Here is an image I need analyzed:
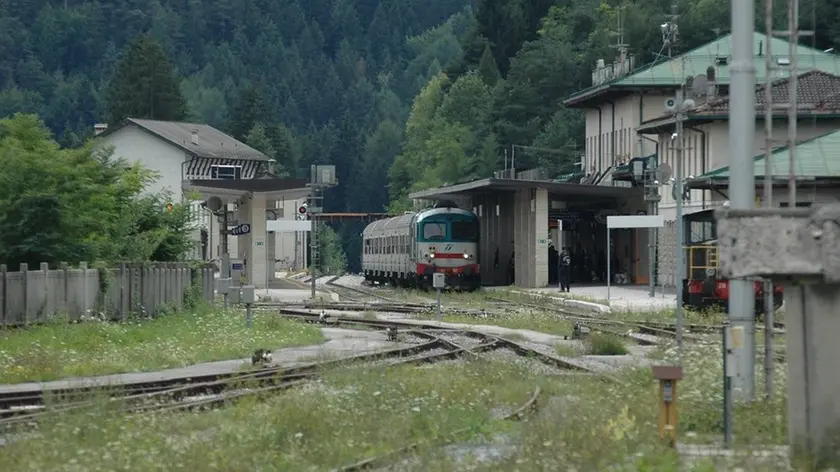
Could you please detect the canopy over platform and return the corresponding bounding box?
[183,177,310,202]
[408,177,641,202]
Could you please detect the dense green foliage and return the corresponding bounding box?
[0,114,193,267]
[2,0,838,269]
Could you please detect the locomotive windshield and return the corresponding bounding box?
[422,222,447,241]
[451,220,478,242]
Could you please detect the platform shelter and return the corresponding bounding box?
[184,176,309,288]
[409,177,647,288]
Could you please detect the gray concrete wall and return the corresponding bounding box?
[514,188,549,288]
[0,262,216,327]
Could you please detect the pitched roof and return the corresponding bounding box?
[699,70,840,113]
[565,32,840,106]
[100,118,268,161]
[697,128,840,180]
[638,70,840,132]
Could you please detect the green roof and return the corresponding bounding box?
[566,32,840,104]
[701,129,840,179]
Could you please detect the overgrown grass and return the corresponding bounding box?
[0,339,799,470]
[585,333,629,355]
[476,341,790,471]
[0,307,324,383]
[0,361,541,471]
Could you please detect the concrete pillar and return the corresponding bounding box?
[513,189,549,288]
[239,193,268,288]
[784,284,840,463]
[267,231,276,280]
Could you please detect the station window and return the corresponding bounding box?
[422,222,447,241]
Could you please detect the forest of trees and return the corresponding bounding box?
[1,0,838,269]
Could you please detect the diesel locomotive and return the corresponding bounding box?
[361,201,480,290]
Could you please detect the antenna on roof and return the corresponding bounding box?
[608,4,634,79]
[660,3,680,57]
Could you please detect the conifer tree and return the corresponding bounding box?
[106,35,187,124]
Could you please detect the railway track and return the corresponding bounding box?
[0,309,608,430]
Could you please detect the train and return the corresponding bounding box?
[681,209,784,315]
[361,201,481,291]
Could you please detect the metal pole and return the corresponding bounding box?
[557,219,562,289]
[436,288,442,321]
[723,324,733,448]
[763,0,775,400]
[246,303,253,328]
[310,177,317,300]
[728,0,757,401]
[606,227,611,300]
[649,208,656,297]
[674,83,685,353]
[787,0,799,206]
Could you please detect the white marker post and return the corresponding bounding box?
[606,215,665,301]
[433,273,445,321]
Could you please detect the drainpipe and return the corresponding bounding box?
[637,94,645,158]
[605,100,617,169]
[595,106,603,174]
[686,126,707,209]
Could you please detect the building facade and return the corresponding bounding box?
[564,32,840,287]
[94,118,305,270]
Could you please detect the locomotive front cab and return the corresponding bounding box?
[681,209,783,314]
[682,209,720,311]
[415,207,480,290]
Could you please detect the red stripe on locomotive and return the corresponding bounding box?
[416,263,479,274]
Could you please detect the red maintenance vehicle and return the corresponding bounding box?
[681,209,783,315]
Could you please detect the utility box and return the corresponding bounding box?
[433,273,446,289]
[216,277,232,294]
[227,286,241,304]
[230,259,245,284]
[241,285,256,304]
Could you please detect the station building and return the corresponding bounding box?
[563,32,840,288]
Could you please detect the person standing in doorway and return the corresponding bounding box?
[559,247,571,292]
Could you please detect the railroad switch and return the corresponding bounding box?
[652,365,683,447]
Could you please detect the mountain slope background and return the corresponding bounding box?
[2,0,839,270]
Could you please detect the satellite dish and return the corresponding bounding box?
[664,97,677,112]
[205,196,223,212]
[657,163,673,183]
[691,74,708,97]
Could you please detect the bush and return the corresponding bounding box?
[585,333,629,355]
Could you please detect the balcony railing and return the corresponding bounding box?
[181,157,266,181]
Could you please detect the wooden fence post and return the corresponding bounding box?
[119,262,127,321]
[59,262,68,316]
[19,263,28,325]
[0,264,6,327]
[40,262,49,322]
[79,262,88,317]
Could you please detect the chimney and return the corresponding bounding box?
[191,129,199,145]
[706,66,717,98]
[94,123,107,136]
